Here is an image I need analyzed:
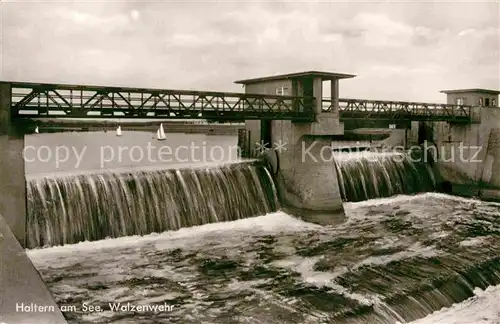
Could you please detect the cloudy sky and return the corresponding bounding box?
[1,1,499,102]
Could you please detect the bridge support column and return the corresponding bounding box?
[406,121,420,147]
[331,79,339,114]
[243,120,261,157]
[0,83,27,246]
[270,120,345,224]
[237,72,353,224]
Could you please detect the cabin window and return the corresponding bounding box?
[485,98,490,107]
[456,98,464,106]
[493,99,497,107]
[479,98,483,106]
[275,87,288,96]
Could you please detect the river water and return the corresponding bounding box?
[25,131,500,324]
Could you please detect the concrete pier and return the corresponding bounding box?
[0,83,27,246]
[274,135,345,225]
[236,71,355,222]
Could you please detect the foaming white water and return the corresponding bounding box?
[272,255,381,306]
[153,211,323,251]
[25,192,500,323]
[26,211,320,259]
[459,236,489,247]
[356,243,439,268]
[333,151,404,162]
[345,192,484,210]
[270,242,440,307]
[26,192,491,258]
[408,285,500,324]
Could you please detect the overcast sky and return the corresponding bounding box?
[1,1,499,102]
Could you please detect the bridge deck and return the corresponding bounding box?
[4,81,314,121]
[323,98,472,123]
[2,82,473,123]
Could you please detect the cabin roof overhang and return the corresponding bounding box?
[440,89,500,95]
[234,71,356,85]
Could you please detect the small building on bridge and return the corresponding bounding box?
[235,70,356,115]
[440,88,500,107]
[235,71,356,149]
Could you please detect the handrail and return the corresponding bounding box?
[5,81,316,121]
[322,98,472,122]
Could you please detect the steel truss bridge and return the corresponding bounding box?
[323,99,472,123]
[4,81,473,123]
[7,82,313,122]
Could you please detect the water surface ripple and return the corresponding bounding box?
[27,193,500,324]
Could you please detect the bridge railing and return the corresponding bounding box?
[322,98,472,122]
[7,82,315,121]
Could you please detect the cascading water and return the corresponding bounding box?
[26,161,279,248]
[28,193,500,324]
[334,150,437,202]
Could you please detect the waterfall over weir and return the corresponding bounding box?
[26,162,278,248]
[334,150,437,202]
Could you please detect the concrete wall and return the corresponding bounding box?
[481,128,500,184]
[0,213,67,324]
[380,129,407,148]
[245,80,293,96]
[0,83,27,246]
[433,106,500,186]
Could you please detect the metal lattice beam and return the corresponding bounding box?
[6,82,315,121]
[4,81,475,123]
[322,98,472,122]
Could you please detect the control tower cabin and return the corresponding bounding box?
[235,71,356,115]
[440,89,500,107]
[235,71,356,151]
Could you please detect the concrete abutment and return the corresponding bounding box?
[392,104,499,199]
[430,107,500,187]
[0,83,27,246]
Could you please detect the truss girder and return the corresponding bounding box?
[6,82,473,123]
[322,98,472,122]
[8,83,314,121]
